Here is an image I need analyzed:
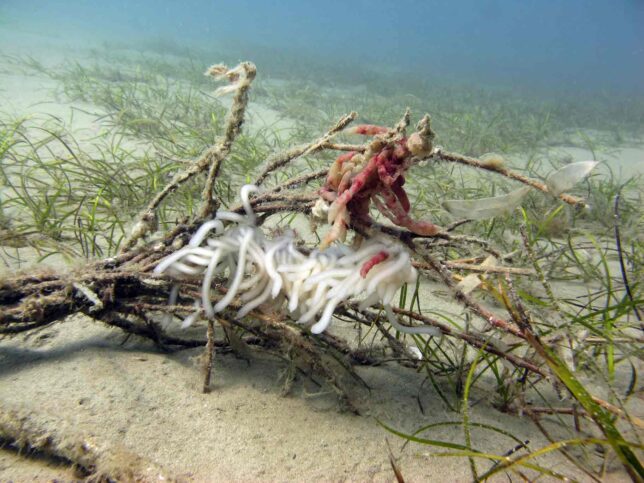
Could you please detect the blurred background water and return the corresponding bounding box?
[4,0,644,94]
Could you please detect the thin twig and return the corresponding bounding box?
[416,251,525,339]
[203,319,216,393]
[417,261,535,276]
[433,149,585,206]
[254,112,357,186]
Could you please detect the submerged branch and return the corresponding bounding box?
[0,404,178,481]
[2,58,637,480]
[433,149,586,206]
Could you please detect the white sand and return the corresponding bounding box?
[0,24,637,481]
[0,313,591,482]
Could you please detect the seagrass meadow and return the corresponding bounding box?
[0,4,643,482]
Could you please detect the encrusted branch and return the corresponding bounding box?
[0,404,178,481]
[120,62,257,252]
[1,59,615,432]
[433,149,585,206]
[0,56,592,383]
[254,111,357,186]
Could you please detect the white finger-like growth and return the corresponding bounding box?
[156,184,420,335]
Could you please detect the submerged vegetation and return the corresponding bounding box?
[0,44,642,481]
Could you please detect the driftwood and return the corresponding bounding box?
[3,60,640,480]
[0,60,614,406]
[0,61,551,385]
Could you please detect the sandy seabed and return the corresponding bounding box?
[1,22,641,482]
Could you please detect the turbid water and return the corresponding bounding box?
[1,3,642,481]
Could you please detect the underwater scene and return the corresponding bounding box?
[0,0,642,481]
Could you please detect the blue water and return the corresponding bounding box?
[5,0,644,93]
